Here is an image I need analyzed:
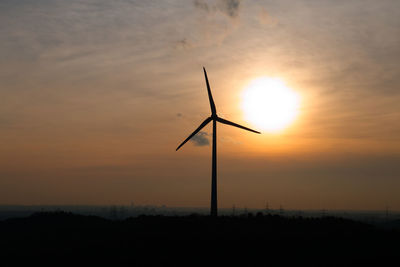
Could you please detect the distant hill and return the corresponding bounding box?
[1,212,399,266]
[377,219,400,230]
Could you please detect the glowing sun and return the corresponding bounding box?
[242,77,300,133]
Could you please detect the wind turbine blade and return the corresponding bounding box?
[217,117,261,134]
[176,117,212,151]
[203,67,216,115]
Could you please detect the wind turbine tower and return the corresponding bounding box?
[176,67,261,217]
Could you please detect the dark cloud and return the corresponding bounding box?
[193,0,241,18]
[219,0,240,18]
[190,131,210,146]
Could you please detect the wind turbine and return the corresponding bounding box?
[176,67,261,217]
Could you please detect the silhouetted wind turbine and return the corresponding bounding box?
[176,67,261,217]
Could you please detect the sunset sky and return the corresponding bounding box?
[1,0,399,210]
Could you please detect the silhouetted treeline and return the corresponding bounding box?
[1,211,399,266]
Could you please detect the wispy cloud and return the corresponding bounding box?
[184,0,242,47]
[174,38,193,50]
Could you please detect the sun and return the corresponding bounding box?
[242,77,300,133]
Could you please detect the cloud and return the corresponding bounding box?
[220,136,242,145]
[194,0,209,12]
[190,131,210,146]
[187,0,242,47]
[218,0,240,18]
[193,0,241,18]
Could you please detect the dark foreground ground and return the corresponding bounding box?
[1,212,399,266]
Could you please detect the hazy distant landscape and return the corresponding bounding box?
[1,205,399,227]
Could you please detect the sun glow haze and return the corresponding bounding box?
[242,77,300,133]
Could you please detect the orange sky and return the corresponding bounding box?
[1,0,399,210]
